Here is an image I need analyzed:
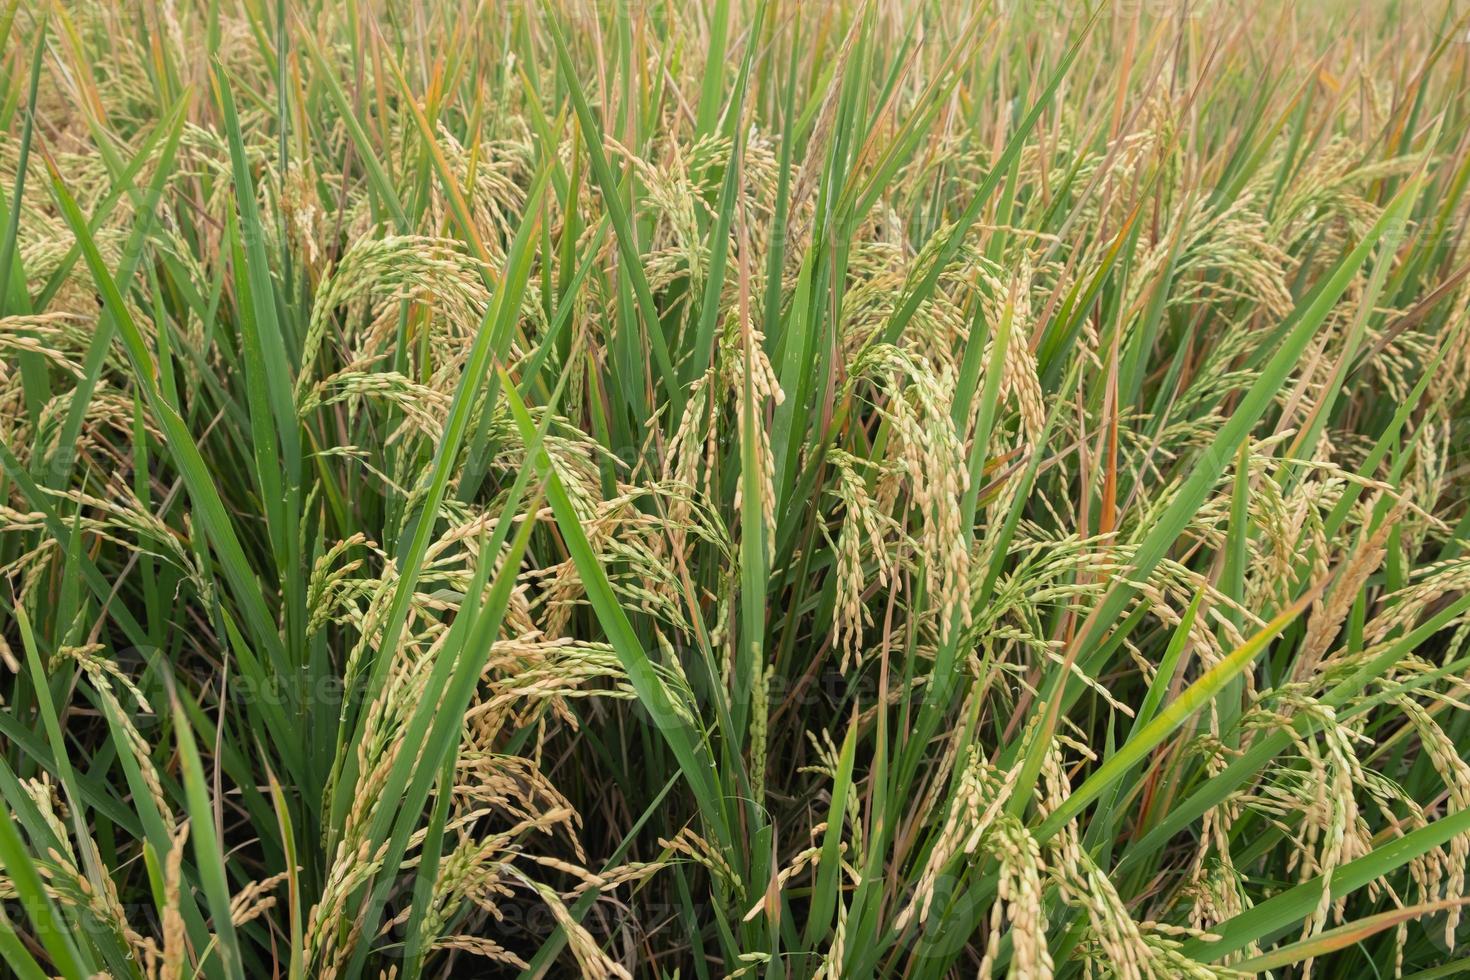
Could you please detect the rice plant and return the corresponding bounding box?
[3,0,1470,976]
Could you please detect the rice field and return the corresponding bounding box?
[3,0,1470,976]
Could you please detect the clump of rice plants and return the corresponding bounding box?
[3,0,1470,976]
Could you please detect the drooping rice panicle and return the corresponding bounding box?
[2,1,1470,977]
